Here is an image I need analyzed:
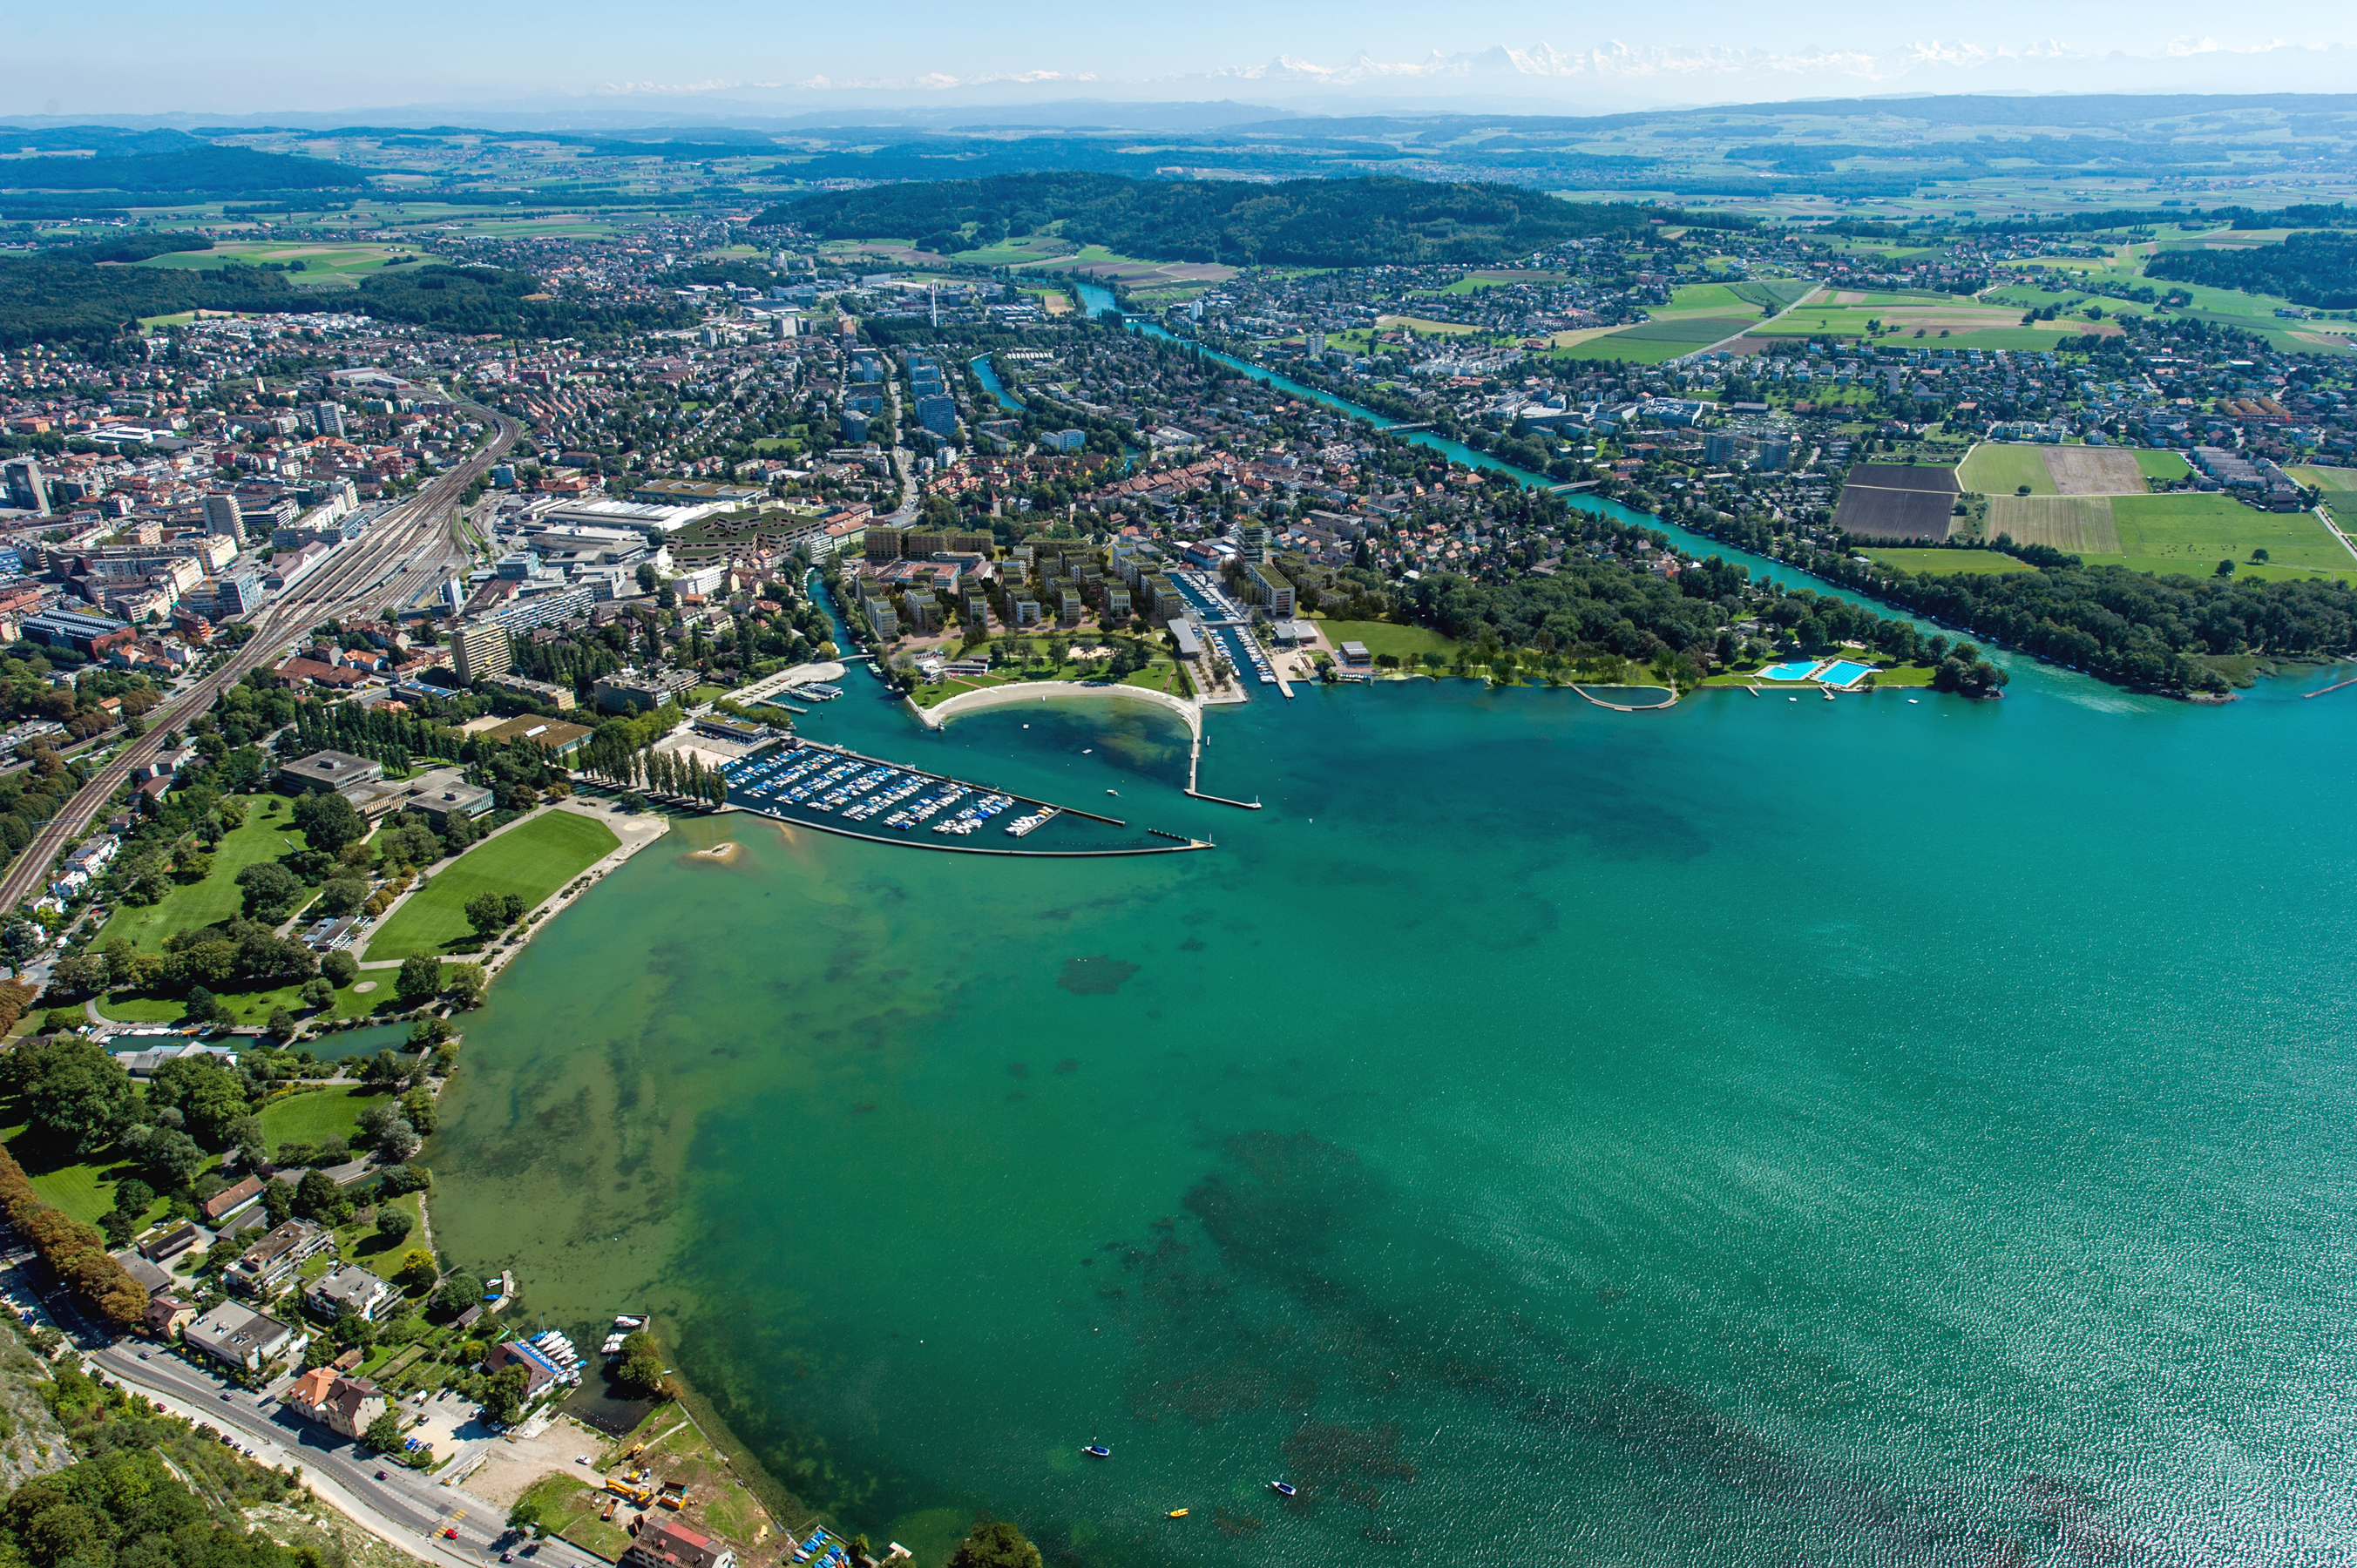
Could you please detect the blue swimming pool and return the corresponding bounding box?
[1757,660,1821,681]
[1816,659,1876,686]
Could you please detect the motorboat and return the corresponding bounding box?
[1082,1446,1111,1459]
[1165,1510,1188,1519]
[1269,1482,1296,1497]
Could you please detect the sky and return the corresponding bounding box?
[14,0,2357,119]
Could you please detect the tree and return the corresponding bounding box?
[10,1037,134,1154]
[236,862,304,922]
[301,977,335,1010]
[321,949,361,987]
[139,1128,205,1190]
[447,963,486,1009]
[396,954,443,1004]
[261,1179,294,1227]
[484,1362,531,1424]
[292,791,367,855]
[948,1520,1042,1568]
[376,1207,415,1242]
[464,892,512,937]
[318,875,370,916]
[398,1248,438,1288]
[293,1167,342,1220]
[149,1056,251,1148]
[613,1331,669,1397]
[111,1178,154,1217]
[434,1272,483,1315]
[362,1409,406,1454]
[267,1007,295,1040]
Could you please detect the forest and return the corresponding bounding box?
[0,250,299,348]
[353,266,696,336]
[0,145,364,193]
[2144,231,2357,308]
[769,173,1681,267]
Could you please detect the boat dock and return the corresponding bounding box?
[722,739,1212,856]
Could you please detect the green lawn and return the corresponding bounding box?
[0,1120,193,1227]
[364,811,618,961]
[1314,619,1465,660]
[1865,548,2037,575]
[257,1088,394,1149]
[97,805,315,952]
[97,974,389,1028]
[1959,444,2057,496]
[2134,449,2194,482]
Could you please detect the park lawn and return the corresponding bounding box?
[2091,494,2357,579]
[1865,548,2037,575]
[2134,449,2193,482]
[1119,659,1192,699]
[97,974,389,1028]
[258,1088,395,1149]
[687,685,730,705]
[0,1120,193,1227]
[1959,443,2057,496]
[364,811,618,961]
[1314,619,1464,661]
[96,805,316,953]
[351,1191,424,1280]
[1376,314,1481,335]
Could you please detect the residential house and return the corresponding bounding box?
[306,1264,394,1322]
[144,1294,197,1341]
[226,1219,332,1298]
[200,1175,265,1224]
[621,1519,736,1568]
[282,1367,387,1439]
[184,1301,299,1373]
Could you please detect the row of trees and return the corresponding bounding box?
[0,1137,146,1328]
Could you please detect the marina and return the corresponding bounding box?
[719,739,1209,857]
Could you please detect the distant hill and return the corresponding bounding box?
[0,147,365,193]
[764,172,1694,267]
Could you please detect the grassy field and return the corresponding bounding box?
[1558,316,1751,363]
[1864,548,2037,575]
[257,1089,396,1150]
[2288,464,2357,492]
[97,804,315,952]
[363,810,617,961]
[1314,619,1464,660]
[2136,449,2194,482]
[1959,444,2057,496]
[1986,496,2123,553]
[2099,494,2357,579]
[135,241,415,286]
[97,975,389,1028]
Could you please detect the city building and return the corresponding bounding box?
[276,750,384,796]
[451,624,514,683]
[305,1264,395,1322]
[283,1367,385,1438]
[593,669,695,714]
[622,1519,737,1568]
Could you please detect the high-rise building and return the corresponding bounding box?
[202,495,244,540]
[1306,331,1325,357]
[450,624,514,684]
[1,458,46,516]
[312,402,344,436]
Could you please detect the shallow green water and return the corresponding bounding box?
[431,663,2357,1566]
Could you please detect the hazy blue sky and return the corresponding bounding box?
[15,0,2357,117]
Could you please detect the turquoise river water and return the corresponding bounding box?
[431,637,2357,1566]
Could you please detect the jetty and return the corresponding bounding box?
[2303,674,2357,700]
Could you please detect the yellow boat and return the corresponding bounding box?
[1166,1509,1188,1519]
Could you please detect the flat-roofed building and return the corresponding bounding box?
[185,1301,300,1373]
[276,750,383,796]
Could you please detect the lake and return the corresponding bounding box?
[430,653,2357,1566]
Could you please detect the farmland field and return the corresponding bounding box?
[1559,316,1750,362]
[1728,279,1818,314]
[2288,465,2357,492]
[1958,444,2057,497]
[1985,496,2123,554]
[2100,494,2357,579]
[2042,448,2149,495]
[1863,549,2036,576]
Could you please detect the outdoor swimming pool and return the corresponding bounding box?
[1816,659,1877,686]
[1758,660,1822,681]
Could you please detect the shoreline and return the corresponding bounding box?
[910,679,1204,740]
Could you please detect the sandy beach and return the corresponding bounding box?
[911,679,1203,740]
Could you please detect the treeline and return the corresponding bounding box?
[354,265,696,336]
[0,251,300,348]
[0,1136,147,1329]
[1825,555,2357,693]
[771,173,1678,267]
[0,146,364,193]
[2144,232,2357,309]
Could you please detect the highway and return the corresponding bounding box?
[0,401,521,915]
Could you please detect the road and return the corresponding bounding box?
[88,1340,614,1568]
[0,401,520,915]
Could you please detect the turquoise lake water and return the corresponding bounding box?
[429,647,2357,1566]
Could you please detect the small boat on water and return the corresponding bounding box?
[1269,1482,1296,1497]
[1165,1510,1188,1519]
[1106,789,1118,796]
[1083,1446,1111,1459]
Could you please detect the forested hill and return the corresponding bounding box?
[2145,231,2357,308]
[766,173,1697,266]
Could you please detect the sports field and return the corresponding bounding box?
[364,809,617,961]
[1863,549,2036,576]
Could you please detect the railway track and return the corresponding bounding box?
[0,402,522,917]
